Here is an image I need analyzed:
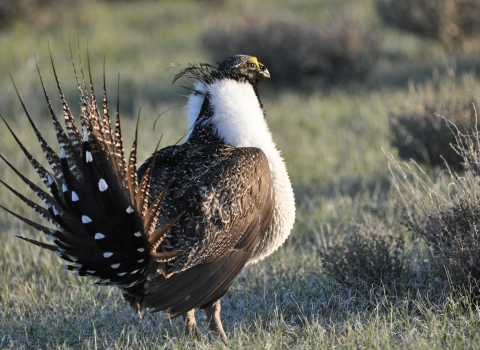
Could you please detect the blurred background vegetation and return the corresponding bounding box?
[1,0,480,166]
[2,0,480,348]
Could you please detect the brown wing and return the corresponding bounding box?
[126,145,274,316]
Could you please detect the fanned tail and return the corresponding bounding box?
[0,53,181,289]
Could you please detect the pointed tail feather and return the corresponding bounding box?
[1,56,181,289]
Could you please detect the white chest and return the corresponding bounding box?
[186,79,296,262]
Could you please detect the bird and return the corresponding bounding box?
[1,53,296,341]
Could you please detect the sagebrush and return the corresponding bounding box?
[389,72,478,170]
[320,220,405,290]
[375,0,480,49]
[0,0,90,28]
[390,120,480,297]
[202,15,379,87]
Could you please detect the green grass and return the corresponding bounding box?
[2,0,480,348]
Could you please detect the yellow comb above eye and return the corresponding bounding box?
[248,57,259,68]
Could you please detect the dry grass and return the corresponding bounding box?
[2,0,480,348]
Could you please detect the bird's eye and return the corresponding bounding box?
[248,62,256,69]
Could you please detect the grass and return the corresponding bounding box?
[1,0,480,348]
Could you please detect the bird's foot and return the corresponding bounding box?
[182,309,200,338]
[204,300,228,343]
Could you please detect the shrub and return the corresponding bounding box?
[375,0,480,49]
[1,0,40,27]
[389,73,478,170]
[316,17,381,84]
[197,0,226,7]
[320,221,405,289]
[0,0,91,28]
[202,15,379,87]
[389,124,480,298]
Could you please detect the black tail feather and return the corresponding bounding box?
[0,179,56,227]
[1,54,181,289]
[50,45,83,155]
[114,81,128,187]
[1,115,60,193]
[127,116,140,204]
[36,58,84,183]
[16,235,58,252]
[137,137,162,219]
[1,204,59,238]
[0,154,63,218]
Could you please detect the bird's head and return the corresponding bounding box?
[173,54,270,89]
[217,55,270,88]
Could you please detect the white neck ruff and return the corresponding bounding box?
[186,79,295,263]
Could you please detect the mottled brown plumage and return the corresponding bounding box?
[129,145,274,315]
[1,53,295,342]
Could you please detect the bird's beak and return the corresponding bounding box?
[261,68,271,79]
[258,61,270,79]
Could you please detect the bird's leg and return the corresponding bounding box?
[204,299,227,342]
[182,309,199,338]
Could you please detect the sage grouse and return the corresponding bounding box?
[1,54,295,341]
